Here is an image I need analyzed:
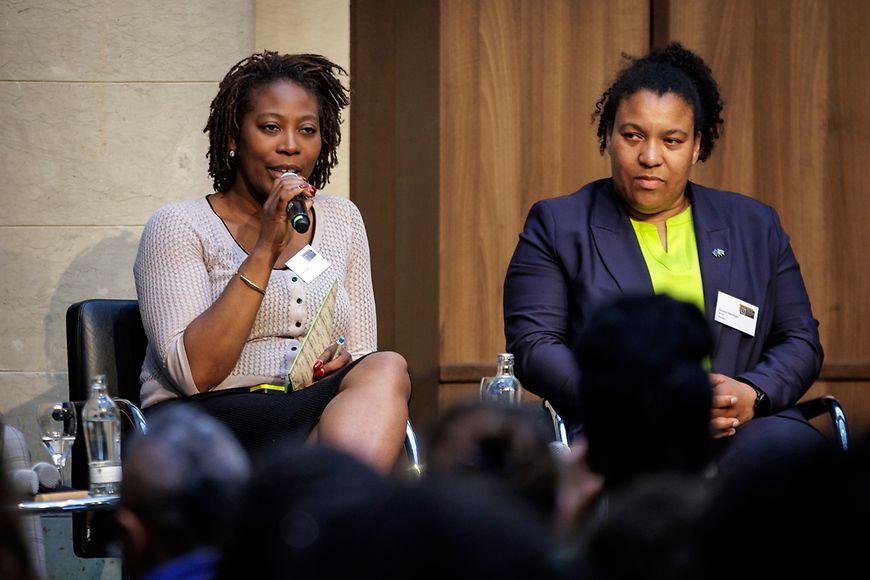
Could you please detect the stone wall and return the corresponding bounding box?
[0,1,348,576]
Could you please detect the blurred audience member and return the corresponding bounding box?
[552,440,604,535]
[575,294,715,493]
[216,444,389,580]
[218,443,568,579]
[381,478,570,580]
[425,400,559,523]
[117,406,250,580]
[695,436,867,579]
[0,435,39,580]
[573,474,709,580]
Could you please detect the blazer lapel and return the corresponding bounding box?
[690,183,732,345]
[590,181,654,295]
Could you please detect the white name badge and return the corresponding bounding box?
[286,245,330,283]
[714,291,759,337]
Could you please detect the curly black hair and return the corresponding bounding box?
[204,51,349,192]
[592,42,724,162]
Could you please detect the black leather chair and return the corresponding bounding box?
[66,298,422,558]
[67,299,149,558]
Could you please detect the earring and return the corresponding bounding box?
[229,150,236,159]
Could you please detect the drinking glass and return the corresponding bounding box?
[36,401,77,488]
[479,377,493,400]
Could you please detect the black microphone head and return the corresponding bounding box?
[291,213,311,233]
[287,198,311,233]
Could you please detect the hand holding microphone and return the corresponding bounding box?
[281,171,314,233]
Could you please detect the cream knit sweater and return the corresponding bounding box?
[133,194,377,408]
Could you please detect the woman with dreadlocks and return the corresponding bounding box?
[134,52,410,473]
[504,43,826,475]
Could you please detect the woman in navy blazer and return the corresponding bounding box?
[504,43,825,472]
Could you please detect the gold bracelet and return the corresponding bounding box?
[236,271,266,296]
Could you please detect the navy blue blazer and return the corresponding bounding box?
[504,178,823,427]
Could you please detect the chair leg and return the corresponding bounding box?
[114,399,148,434]
[404,419,422,477]
[544,400,570,447]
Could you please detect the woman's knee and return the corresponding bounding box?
[354,351,412,399]
[717,414,828,476]
[367,350,407,369]
[376,351,412,399]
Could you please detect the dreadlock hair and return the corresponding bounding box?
[592,42,724,162]
[204,51,349,192]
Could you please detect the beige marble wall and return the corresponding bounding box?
[0,0,351,442]
[2,0,349,576]
[256,0,351,196]
[0,0,255,461]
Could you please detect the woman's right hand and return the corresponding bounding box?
[709,372,755,439]
[312,341,352,381]
[257,172,316,258]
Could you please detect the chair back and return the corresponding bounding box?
[66,299,147,405]
[66,298,148,558]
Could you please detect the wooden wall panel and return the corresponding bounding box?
[821,0,870,362]
[352,0,442,425]
[355,0,869,426]
[805,381,870,438]
[439,0,649,368]
[351,2,398,349]
[664,0,870,437]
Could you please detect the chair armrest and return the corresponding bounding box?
[544,400,570,447]
[795,395,849,452]
[113,399,148,434]
[2,425,33,471]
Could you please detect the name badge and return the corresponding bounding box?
[286,245,330,283]
[714,291,758,337]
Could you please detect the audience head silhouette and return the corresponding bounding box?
[426,400,559,521]
[117,405,250,579]
[578,473,710,580]
[576,294,714,490]
[217,443,567,579]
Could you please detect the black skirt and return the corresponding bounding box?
[145,355,369,464]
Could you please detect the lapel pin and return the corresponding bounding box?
[712,248,726,258]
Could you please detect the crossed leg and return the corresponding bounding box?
[312,351,411,474]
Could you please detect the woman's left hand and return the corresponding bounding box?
[709,373,757,438]
[312,342,352,381]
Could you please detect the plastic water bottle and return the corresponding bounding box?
[82,374,122,495]
[481,353,523,405]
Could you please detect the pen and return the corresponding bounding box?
[331,336,346,361]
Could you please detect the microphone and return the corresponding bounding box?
[287,198,310,233]
[282,172,311,233]
[33,462,61,490]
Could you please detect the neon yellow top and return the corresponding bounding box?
[630,205,705,313]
